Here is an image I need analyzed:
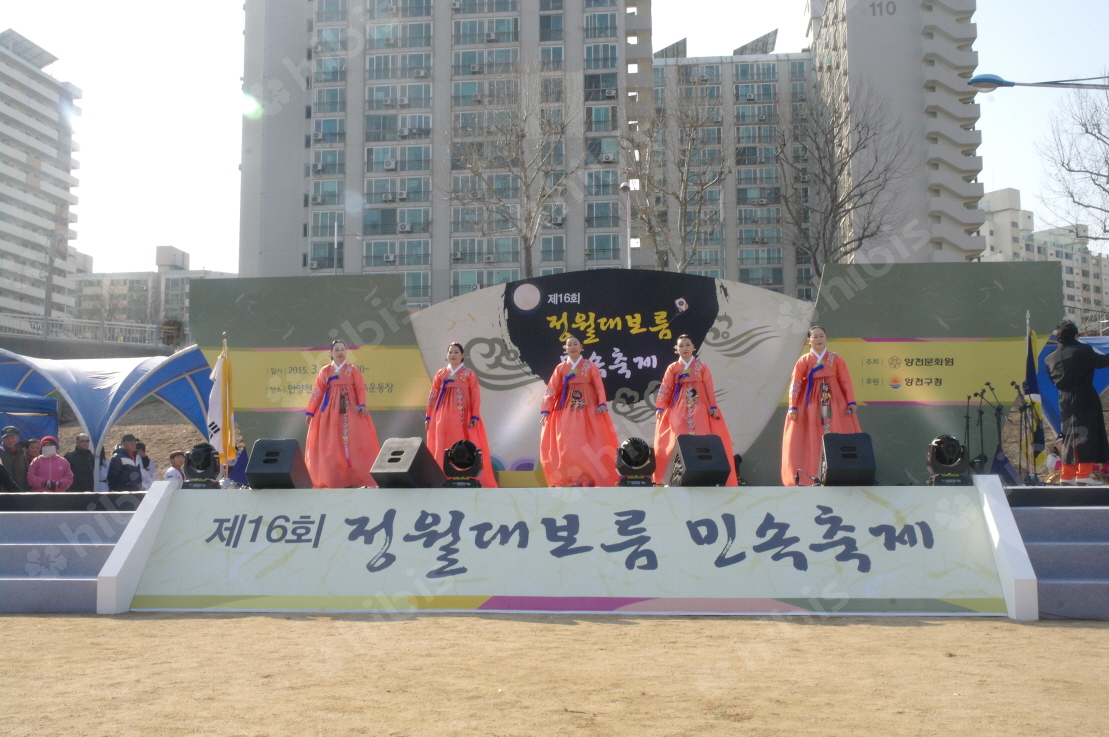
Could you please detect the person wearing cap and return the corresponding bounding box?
[1,426,29,491]
[26,436,73,492]
[135,441,156,490]
[107,433,143,492]
[64,433,96,492]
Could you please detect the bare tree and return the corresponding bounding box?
[446,65,583,279]
[621,68,732,272]
[775,82,912,277]
[1040,85,1109,245]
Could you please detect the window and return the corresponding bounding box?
[584,73,618,101]
[585,136,617,164]
[314,87,346,113]
[790,60,806,79]
[541,46,564,71]
[541,235,565,261]
[315,57,347,83]
[797,287,814,301]
[586,201,618,228]
[539,14,563,41]
[739,247,782,265]
[739,267,783,286]
[586,105,616,132]
[311,211,344,237]
[587,234,620,260]
[451,268,519,296]
[316,27,347,52]
[585,44,618,69]
[541,267,565,276]
[317,0,348,23]
[402,271,431,303]
[539,0,562,8]
[586,169,617,196]
[790,81,806,101]
[584,12,617,38]
[796,266,813,284]
[541,77,564,103]
[314,117,346,143]
[313,149,345,175]
[311,242,343,269]
[312,180,344,205]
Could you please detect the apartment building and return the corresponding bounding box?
[980,188,1106,328]
[239,0,655,305]
[0,29,81,318]
[74,247,235,333]
[650,51,816,300]
[806,0,986,262]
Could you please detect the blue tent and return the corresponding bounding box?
[0,346,214,466]
[0,386,58,442]
[1036,336,1109,433]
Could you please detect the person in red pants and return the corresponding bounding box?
[1045,320,1109,485]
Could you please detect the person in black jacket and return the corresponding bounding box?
[0,462,18,491]
[64,433,96,492]
[107,434,143,491]
[1045,320,1109,485]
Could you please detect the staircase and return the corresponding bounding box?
[1012,506,1109,620]
[0,493,144,613]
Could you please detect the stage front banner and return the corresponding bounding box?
[131,486,1006,615]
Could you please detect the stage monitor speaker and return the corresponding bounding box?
[820,433,876,486]
[246,439,312,489]
[666,434,732,487]
[371,437,447,488]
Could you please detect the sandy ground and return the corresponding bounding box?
[1,614,1107,737]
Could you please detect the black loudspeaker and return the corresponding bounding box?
[820,433,876,486]
[666,434,732,487]
[371,437,447,488]
[245,439,313,489]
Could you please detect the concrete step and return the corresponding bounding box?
[1025,542,1109,580]
[1012,507,1109,543]
[0,543,115,578]
[1038,580,1109,621]
[0,510,133,545]
[0,577,97,613]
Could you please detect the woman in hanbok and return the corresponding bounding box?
[425,342,498,487]
[305,340,381,488]
[540,335,620,487]
[653,335,737,486]
[781,326,860,486]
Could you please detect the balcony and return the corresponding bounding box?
[540,60,564,72]
[584,26,617,38]
[735,71,778,81]
[311,163,345,175]
[316,10,347,22]
[451,250,519,264]
[585,57,618,70]
[734,92,777,103]
[585,88,619,102]
[365,159,430,172]
[364,252,430,267]
[541,249,565,262]
[314,131,346,145]
[366,96,430,110]
[313,101,346,114]
[451,93,518,106]
[452,0,518,12]
[585,247,621,261]
[586,185,615,196]
[314,70,347,83]
[310,193,342,206]
[735,111,778,124]
[311,225,344,237]
[585,215,619,228]
[367,66,432,80]
[365,222,430,235]
[452,62,519,76]
[454,31,519,45]
[738,253,783,264]
[309,256,343,269]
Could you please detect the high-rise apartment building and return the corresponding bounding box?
[806,0,986,262]
[240,0,654,305]
[0,29,81,318]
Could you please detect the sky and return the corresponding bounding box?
[5,0,1108,274]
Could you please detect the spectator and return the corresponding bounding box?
[27,436,73,492]
[64,433,95,492]
[1,426,29,491]
[96,446,109,491]
[107,434,143,492]
[22,438,41,462]
[165,451,186,483]
[0,463,17,492]
[135,441,156,490]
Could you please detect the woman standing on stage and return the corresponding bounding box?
[781,326,860,486]
[425,342,498,487]
[540,335,620,487]
[304,340,382,488]
[653,335,737,486]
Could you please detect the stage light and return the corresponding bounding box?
[183,442,221,489]
[444,440,483,488]
[616,437,656,487]
[925,434,971,486]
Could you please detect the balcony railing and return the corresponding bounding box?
[540,60,564,72]
[451,93,518,106]
[311,225,345,237]
[541,249,566,262]
[585,248,621,261]
[735,92,778,103]
[364,253,431,267]
[585,88,619,102]
[310,194,342,205]
[735,111,778,123]
[735,71,778,81]
[366,97,430,110]
[316,10,348,22]
[367,67,432,80]
[585,215,619,228]
[452,62,519,75]
[0,313,188,346]
[312,163,345,175]
[451,251,519,264]
[366,159,430,172]
[585,185,615,196]
[453,32,519,44]
[314,101,346,113]
[364,222,431,235]
[738,254,783,264]
[314,70,347,83]
[452,0,518,12]
[584,26,617,38]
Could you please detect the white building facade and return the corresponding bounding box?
[0,29,81,319]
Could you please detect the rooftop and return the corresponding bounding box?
[0,29,58,69]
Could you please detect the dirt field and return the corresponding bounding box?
[2,614,1106,736]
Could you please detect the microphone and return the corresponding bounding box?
[985,382,994,388]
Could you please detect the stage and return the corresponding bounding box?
[94,476,1036,620]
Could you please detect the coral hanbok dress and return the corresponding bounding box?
[425,364,499,488]
[653,358,738,486]
[305,361,381,488]
[781,350,860,486]
[540,356,620,487]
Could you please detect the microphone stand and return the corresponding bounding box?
[984,383,1007,469]
[963,395,973,451]
[970,392,988,472]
